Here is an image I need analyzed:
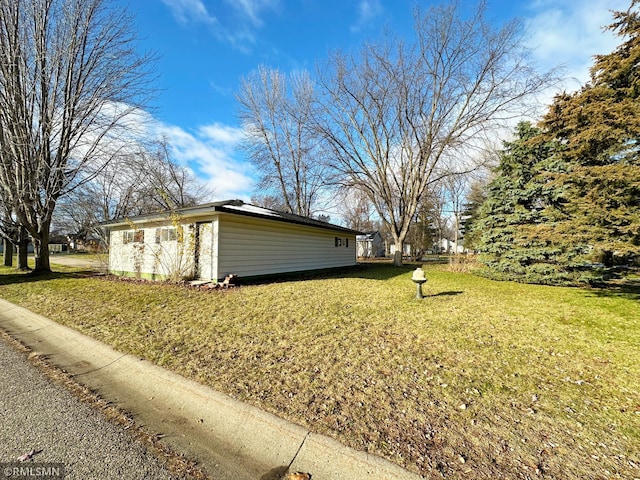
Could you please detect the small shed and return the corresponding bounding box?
[356,231,385,258]
[102,200,360,281]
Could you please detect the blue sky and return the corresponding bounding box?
[119,0,629,200]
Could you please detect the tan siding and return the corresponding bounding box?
[217,215,356,279]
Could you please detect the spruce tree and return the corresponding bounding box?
[541,1,640,267]
[474,2,639,285]
[461,179,490,251]
[473,122,581,284]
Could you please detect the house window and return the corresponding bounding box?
[155,227,177,243]
[335,237,342,247]
[123,230,144,244]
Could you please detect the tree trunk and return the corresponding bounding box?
[3,238,13,267]
[33,235,51,273]
[454,213,460,254]
[17,227,29,270]
[393,240,404,267]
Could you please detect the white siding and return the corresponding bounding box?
[215,215,356,279]
[109,212,357,281]
[389,243,412,256]
[196,222,213,280]
[108,223,196,280]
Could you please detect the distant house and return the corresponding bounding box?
[102,200,360,281]
[389,243,412,257]
[440,238,465,254]
[0,242,34,254]
[356,231,385,258]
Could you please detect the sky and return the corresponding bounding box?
[118,0,630,201]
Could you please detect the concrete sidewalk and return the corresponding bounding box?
[0,299,423,480]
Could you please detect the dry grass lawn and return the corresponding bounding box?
[0,262,638,479]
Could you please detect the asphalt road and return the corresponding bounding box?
[0,335,177,480]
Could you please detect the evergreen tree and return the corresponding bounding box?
[475,2,639,285]
[473,122,582,284]
[541,1,640,266]
[461,178,490,251]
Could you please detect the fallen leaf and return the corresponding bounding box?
[284,472,312,480]
[18,450,35,462]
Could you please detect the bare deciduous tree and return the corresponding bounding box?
[443,173,471,254]
[237,66,334,217]
[340,187,378,233]
[129,139,213,213]
[249,193,288,213]
[0,203,29,269]
[55,139,213,246]
[0,186,31,269]
[0,0,154,272]
[317,2,555,265]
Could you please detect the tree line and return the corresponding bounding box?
[239,0,638,281]
[3,0,635,284]
[236,1,555,266]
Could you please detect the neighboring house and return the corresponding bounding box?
[68,234,104,253]
[0,243,34,254]
[389,243,412,257]
[102,200,360,281]
[356,231,385,258]
[440,238,465,254]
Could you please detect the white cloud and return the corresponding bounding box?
[198,122,245,145]
[157,123,254,201]
[525,0,628,90]
[160,0,217,26]
[161,0,279,51]
[91,106,253,201]
[351,0,383,33]
[230,0,280,27]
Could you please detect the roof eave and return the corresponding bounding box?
[100,200,363,235]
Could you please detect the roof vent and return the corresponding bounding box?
[228,199,244,207]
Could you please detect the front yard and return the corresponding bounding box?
[0,263,638,478]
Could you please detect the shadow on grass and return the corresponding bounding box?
[0,269,93,286]
[350,262,416,280]
[429,291,464,297]
[240,262,417,286]
[584,280,640,301]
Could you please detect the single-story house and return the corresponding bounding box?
[389,243,412,257]
[356,231,385,258]
[102,200,360,281]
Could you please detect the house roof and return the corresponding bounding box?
[101,200,362,235]
[356,231,382,241]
